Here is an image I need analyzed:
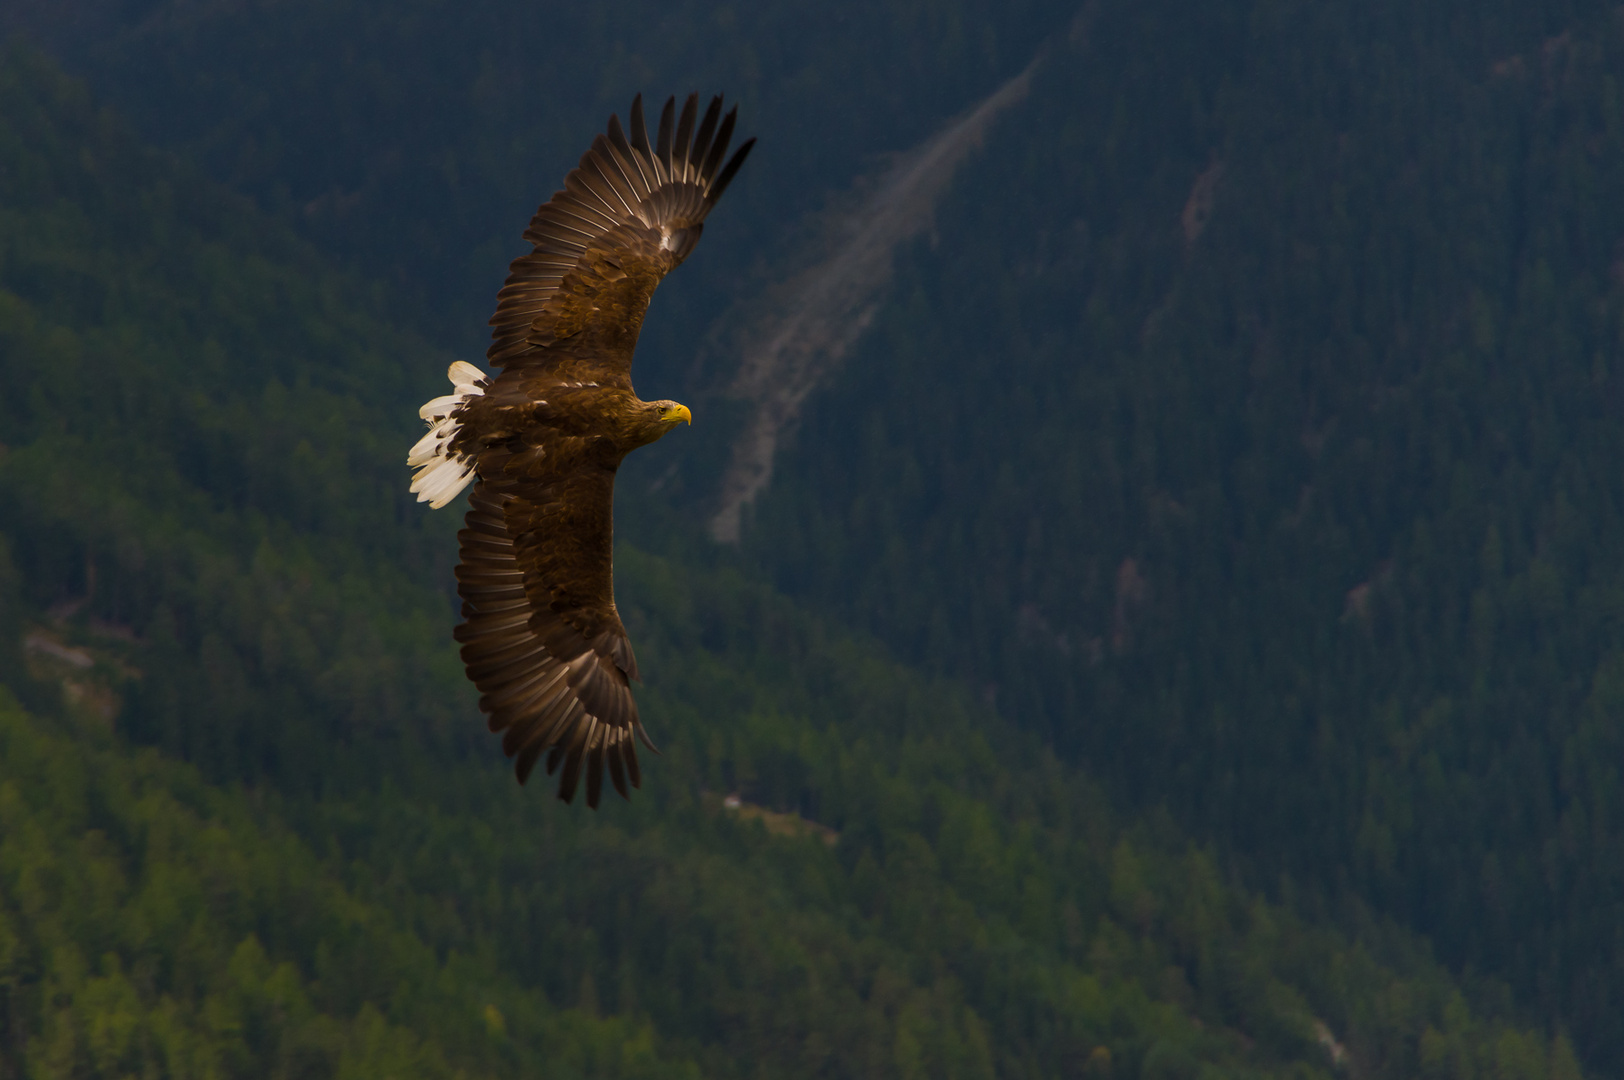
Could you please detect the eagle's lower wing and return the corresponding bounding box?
[453,481,648,808]
[488,92,755,378]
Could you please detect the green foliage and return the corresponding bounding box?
[0,668,1576,1080]
[0,689,686,1079]
[0,43,469,788]
[0,535,54,717]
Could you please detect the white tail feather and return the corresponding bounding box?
[408,362,488,509]
[448,361,485,392]
[419,394,463,420]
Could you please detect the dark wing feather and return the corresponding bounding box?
[655,96,675,174]
[689,98,721,178]
[454,483,649,807]
[628,95,657,170]
[672,94,698,180]
[487,93,756,376]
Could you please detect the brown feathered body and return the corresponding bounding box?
[407,94,753,807]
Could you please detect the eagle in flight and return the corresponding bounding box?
[407,94,754,807]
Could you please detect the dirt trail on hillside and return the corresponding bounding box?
[707,56,1041,543]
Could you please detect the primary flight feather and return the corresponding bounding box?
[408,93,754,808]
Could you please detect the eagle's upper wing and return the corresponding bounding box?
[454,481,648,808]
[488,93,755,377]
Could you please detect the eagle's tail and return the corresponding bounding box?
[408,361,487,508]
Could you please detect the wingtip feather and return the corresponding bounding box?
[656,96,675,176]
[707,137,755,205]
[674,93,699,180]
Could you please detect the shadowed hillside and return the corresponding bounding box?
[0,42,1592,1078]
[737,5,1624,1063]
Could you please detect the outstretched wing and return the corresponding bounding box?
[452,93,754,806]
[488,93,756,377]
[454,481,651,808]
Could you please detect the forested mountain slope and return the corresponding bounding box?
[0,690,688,1080]
[13,0,1624,1071]
[0,43,1588,1080]
[744,3,1624,1065]
[6,0,1058,361]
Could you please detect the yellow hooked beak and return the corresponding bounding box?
[664,404,692,426]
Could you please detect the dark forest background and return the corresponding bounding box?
[0,1,1619,1076]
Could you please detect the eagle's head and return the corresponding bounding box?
[634,399,691,445]
[654,400,692,427]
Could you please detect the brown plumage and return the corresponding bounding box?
[407,94,754,807]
